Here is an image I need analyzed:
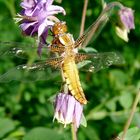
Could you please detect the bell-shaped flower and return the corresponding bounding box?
[116,7,135,42]
[53,93,83,129]
[15,0,66,55]
[119,7,135,30]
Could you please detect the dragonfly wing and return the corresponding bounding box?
[0,41,50,60]
[0,57,63,83]
[75,4,114,48]
[76,52,125,73]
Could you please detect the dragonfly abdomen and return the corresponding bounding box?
[62,60,87,104]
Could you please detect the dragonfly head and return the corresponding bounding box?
[52,21,67,35]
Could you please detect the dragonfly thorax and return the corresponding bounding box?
[58,33,77,58]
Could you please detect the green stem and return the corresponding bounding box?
[71,123,77,140]
[121,90,140,140]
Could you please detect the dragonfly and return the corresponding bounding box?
[0,17,124,104]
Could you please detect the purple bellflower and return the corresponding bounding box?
[15,0,66,55]
[119,7,135,30]
[53,93,83,129]
[116,6,135,42]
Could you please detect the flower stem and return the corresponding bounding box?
[79,0,88,36]
[71,123,77,140]
[121,89,140,140]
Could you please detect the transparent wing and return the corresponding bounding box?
[75,3,115,48]
[0,41,49,60]
[77,52,125,73]
[0,58,63,83]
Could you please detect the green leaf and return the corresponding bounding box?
[133,113,140,127]
[109,70,128,89]
[80,114,87,127]
[119,91,133,109]
[81,47,97,53]
[23,127,65,140]
[106,99,116,111]
[77,60,91,69]
[86,110,108,120]
[2,138,17,140]
[81,126,100,140]
[119,127,140,140]
[0,107,5,117]
[0,118,16,138]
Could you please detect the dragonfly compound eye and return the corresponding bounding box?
[52,22,67,35]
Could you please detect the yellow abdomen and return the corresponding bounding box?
[62,59,87,104]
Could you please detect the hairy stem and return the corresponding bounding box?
[71,123,77,140]
[79,0,89,36]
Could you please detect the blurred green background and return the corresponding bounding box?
[0,0,140,140]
